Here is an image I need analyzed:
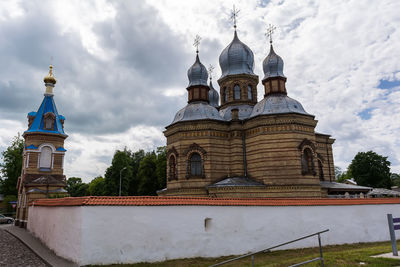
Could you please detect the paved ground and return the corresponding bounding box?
[0,224,77,267]
[0,224,48,267]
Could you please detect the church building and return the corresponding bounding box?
[15,66,68,227]
[159,24,336,198]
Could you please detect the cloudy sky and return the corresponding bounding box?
[0,0,399,182]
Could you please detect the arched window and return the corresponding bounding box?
[39,146,52,169]
[301,148,315,175]
[169,155,176,180]
[234,84,240,100]
[223,87,228,103]
[247,85,252,100]
[190,153,202,176]
[318,160,324,181]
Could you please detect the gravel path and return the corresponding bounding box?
[0,227,47,267]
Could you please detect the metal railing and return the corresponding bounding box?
[209,229,329,267]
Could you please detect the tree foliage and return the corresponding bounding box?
[348,151,392,189]
[66,177,89,197]
[0,135,24,196]
[104,147,166,196]
[88,176,105,196]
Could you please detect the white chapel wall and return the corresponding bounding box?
[29,203,400,265]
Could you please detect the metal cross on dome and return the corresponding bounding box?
[230,5,240,29]
[193,35,201,54]
[208,64,215,81]
[266,24,276,44]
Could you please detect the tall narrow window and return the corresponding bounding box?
[301,148,314,175]
[318,160,324,181]
[169,155,176,180]
[190,153,202,176]
[234,84,240,100]
[247,85,252,100]
[39,146,52,169]
[224,87,228,103]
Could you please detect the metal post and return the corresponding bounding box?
[251,255,254,267]
[318,233,324,267]
[119,167,127,196]
[387,214,398,256]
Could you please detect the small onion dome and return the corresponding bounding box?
[219,31,255,78]
[187,54,208,87]
[262,44,285,81]
[208,80,219,107]
[43,65,57,84]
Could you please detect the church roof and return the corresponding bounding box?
[170,102,225,125]
[250,95,312,118]
[219,104,254,120]
[207,177,265,188]
[24,95,67,136]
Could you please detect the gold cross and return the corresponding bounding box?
[193,35,201,53]
[208,64,215,81]
[266,24,276,44]
[230,5,240,29]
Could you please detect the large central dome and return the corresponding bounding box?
[219,31,255,79]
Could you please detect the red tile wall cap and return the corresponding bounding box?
[29,196,400,207]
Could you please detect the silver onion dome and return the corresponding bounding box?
[187,54,208,87]
[219,31,255,78]
[208,81,219,107]
[262,44,285,81]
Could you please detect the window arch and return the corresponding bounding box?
[247,85,252,100]
[168,155,177,180]
[234,84,240,100]
[39,146,52,169]
[190,153,202,176]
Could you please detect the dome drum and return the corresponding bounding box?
[218,74,258,108]
[263,76,287,96]
[187,85,210,103]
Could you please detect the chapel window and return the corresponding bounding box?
[39,146,52,169]
[247,85,252,100]
[223,87,228,103]
[169,155,177,180]
[234,84,240,100]
[318,160,324,181]
[44,117,53,130]
[190,153,202,176]
[301,148,314,175]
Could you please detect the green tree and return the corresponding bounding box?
[348,151,391,189]
[127,149,145,195]
[137,152,158,195]
[66,177,89,197]
[0,134,24,196]
[104,148,133,196]
[155,146,166,190]
[88,176,106,196]
[391,173,400,187]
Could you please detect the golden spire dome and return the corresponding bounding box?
[44,64,57,85]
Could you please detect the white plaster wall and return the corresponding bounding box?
[78,204,400,265]
[28,206,82,263]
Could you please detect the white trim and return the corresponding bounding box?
[51,153,54,169]
[38,143,56,153]
[27,153,30,168]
